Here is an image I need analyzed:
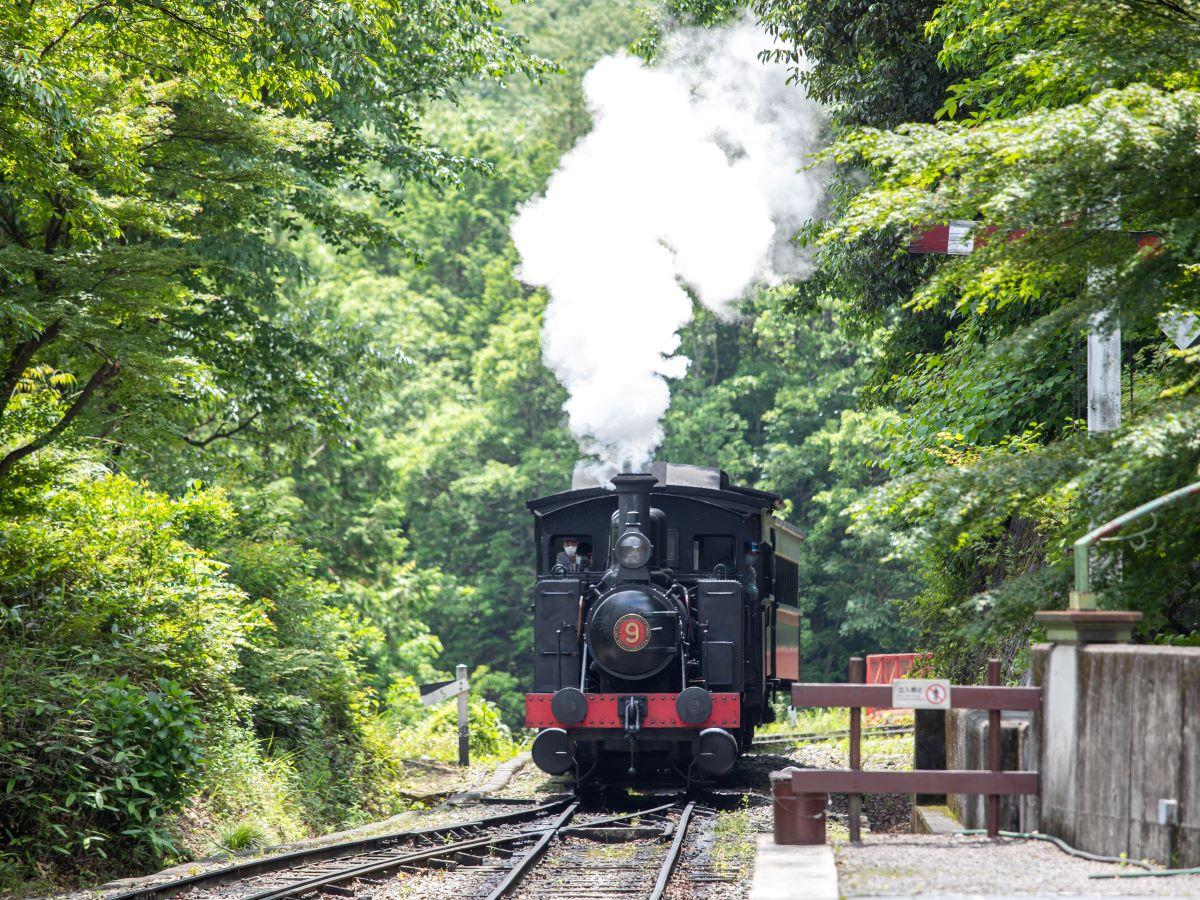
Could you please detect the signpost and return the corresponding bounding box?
[419,664,470,766]
[891,678,951,710]
[910,223,1198,436]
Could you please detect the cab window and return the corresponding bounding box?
[549,535,595,571]
[692,534,735,572]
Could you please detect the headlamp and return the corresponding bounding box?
[616,531,652,568]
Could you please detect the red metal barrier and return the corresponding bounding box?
[866,653,922,684]
[865,653,930,717]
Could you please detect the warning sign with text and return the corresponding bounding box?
[891,678,951,710]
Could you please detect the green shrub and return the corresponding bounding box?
[394,694,518,763]
[216,821,270,853]
[0,473,250,874]
[0,468,413,884]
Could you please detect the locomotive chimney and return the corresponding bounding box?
[612,472,657,528]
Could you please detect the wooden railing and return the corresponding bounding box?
[788,657,1041,840]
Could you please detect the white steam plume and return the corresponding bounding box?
[511,21,826,475]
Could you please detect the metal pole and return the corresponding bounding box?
[848,656,864,843]
[986,659,1001,838]
[1086,307,1121,434]
[457,663,469,767]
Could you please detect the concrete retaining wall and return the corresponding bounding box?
[945,709,1037,833]
[1033,643,1200,866]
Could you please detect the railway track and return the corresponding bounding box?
[487,801,700,900]
[104,799,570,900]
[103,798,704,900]
[751,723,913,747]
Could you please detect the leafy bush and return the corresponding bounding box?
[389,686,519,763]
[216,821,270,853]
[0,662,203,865]
[0,466,416,884]
[0,471,252,874]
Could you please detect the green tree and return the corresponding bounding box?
[1,0,545,482]
[751,0,1200,670]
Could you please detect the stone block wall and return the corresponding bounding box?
[945,709,1037,832]
[1033,643,1200,866]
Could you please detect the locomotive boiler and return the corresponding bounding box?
[524,463,803,785]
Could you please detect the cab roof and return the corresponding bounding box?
[526,462,782,516]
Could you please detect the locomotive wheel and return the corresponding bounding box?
[550,687,588,725]
[532,727,574,775]
[675,686,712,724]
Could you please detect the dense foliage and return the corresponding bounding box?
[740,0,1200,672]
[1,0,542,887]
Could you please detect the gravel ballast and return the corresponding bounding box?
[834,834,1200,897]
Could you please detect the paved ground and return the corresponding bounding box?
[748,836,837,900]
[833,834,1200,897]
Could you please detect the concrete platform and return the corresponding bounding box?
[912,803,963,835]
[748,834,838,900]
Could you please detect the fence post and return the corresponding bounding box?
[457,663,470,767]
[986,658,1001,838]
[848,656,864,842]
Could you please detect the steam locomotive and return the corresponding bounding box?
[524,462,803,784]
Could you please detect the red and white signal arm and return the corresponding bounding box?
[909,223,1196,349]
[908,221,1162,256]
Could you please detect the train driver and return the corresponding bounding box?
[742,540,761,601]
[555,537,583,572]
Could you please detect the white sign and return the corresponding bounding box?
[1160,311,1200,350]
[892,678,951,710]
[419,678,468,707]
[947,220,976,255]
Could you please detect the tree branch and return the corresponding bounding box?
[179,409,261,447]
[0,360,120,481]
[0,319,63,421]
[0,194,30,248]
[39,2,114,59]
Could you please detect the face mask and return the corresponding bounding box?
[564,545,577,557]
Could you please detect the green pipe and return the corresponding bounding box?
[1073,479,1200,595]
[954,830,1155,870]
[1090,866,1200,880]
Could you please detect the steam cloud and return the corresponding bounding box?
[511,22,826,475]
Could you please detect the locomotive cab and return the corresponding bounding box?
[525,463,803,785]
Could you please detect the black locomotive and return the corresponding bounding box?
[525,462,802,784]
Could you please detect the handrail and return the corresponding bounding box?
[1073,479,1200,599]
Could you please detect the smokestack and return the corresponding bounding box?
[612,472,657,529]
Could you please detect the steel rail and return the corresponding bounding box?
[230,802,681,900]
[103,798,570,900]
[485,802,579,899]
[242,825,562,900]
[647,802,694,900]
[560,801,678,832]
[752,725,913,746]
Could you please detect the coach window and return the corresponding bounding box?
[692,535,736,573]
[550,535,594,572]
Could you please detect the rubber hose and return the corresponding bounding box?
[1088,867,1200,880]
[953,829,1155,871]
